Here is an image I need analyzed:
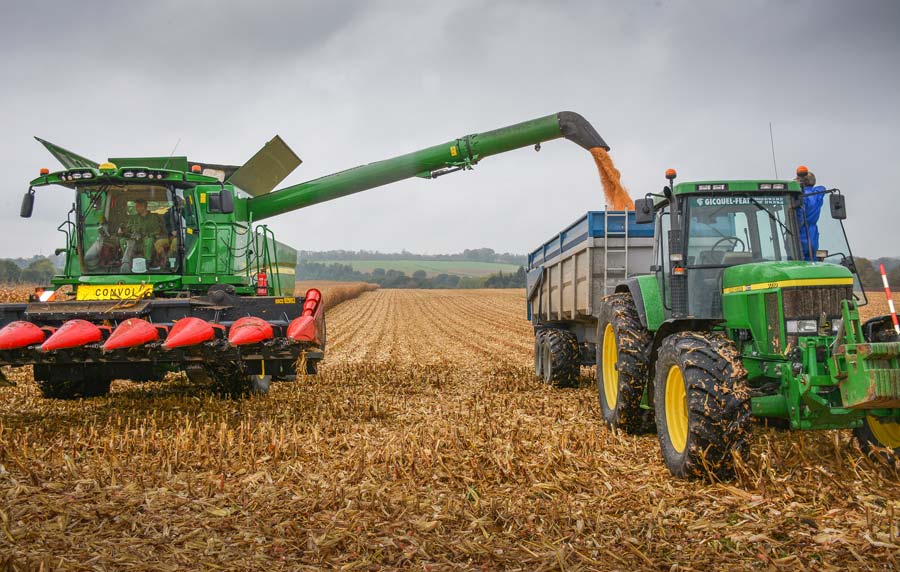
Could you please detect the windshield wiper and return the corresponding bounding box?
[746,196,793,238]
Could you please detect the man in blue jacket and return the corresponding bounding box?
[795,165,825,261]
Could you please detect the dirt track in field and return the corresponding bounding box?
[1,289,899,571]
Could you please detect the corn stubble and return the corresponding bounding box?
[1,288,899,570]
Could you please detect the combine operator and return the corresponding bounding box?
[119,198,165,272]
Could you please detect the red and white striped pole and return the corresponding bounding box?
[879,264,900,335]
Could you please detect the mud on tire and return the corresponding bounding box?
[653,331,752,479]
[540,328,580,388]
[596,293,653,434]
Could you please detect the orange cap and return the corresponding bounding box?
[39,167,49,175]
[796,165,809,176]
[191,165,202,173]
[665,168,677,179]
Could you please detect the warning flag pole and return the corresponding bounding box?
[879,264,900,335]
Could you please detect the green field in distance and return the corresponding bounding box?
[311,259,522,277]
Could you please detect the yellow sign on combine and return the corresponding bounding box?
[76,284,153,301]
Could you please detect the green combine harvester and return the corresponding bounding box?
[528,170,900,477]
[0,112,609,398]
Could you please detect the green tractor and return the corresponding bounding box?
[598,172,900,477]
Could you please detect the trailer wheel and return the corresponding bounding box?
[596,293,653,434]
[34,364,112,400]
[540,329,580,387]
[653,332,751,479]
[854,416,900,463]
[533,330,546,378]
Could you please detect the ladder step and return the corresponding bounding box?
[607,267,627,272]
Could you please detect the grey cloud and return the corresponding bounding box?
[1,0,898,259]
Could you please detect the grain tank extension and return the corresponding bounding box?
[1,112,608,398]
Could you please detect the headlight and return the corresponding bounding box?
[830,319,843,334]
[786,320,818,334]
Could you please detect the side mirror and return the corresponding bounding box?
[829,193,846,219]
[634,198,655,224]
[219,188,234,214]
[20,189,34,218]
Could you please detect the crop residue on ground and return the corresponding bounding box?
[1,288,898,570]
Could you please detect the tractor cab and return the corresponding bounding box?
[635,174,859,321]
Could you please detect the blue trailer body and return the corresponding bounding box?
[527,211,654,271]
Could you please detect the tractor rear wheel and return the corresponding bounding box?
[854,416,900,463]
[34,364,112,400]
[653,332,752,479]
[540,328,579,388]
[596,293,653,434]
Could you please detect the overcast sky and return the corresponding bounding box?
[1,0,898,258]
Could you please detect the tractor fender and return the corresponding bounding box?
[614,279,647,328]
[613,276,664,330]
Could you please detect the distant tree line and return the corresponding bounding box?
[0,257,59,284]
[301,257,900,290]
[855,257,900,290]
[298,261,527,289]
[299,248,526,266]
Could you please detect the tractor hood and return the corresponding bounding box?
[722,261,854,294]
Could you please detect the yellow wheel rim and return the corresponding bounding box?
[867,415,900,448]
[602,324,618,408]
[665,365,688,453]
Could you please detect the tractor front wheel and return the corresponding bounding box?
[596,293,653,434]
[854,415,900,463]
[653,332,752,479]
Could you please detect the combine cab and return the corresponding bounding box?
[2,111,613,398]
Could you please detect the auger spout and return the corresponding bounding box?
[246,112,608,221]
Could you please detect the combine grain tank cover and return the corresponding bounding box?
[228,135,302,197]
[34,137,99,169]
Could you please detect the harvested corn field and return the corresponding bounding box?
[1,288,899,570]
